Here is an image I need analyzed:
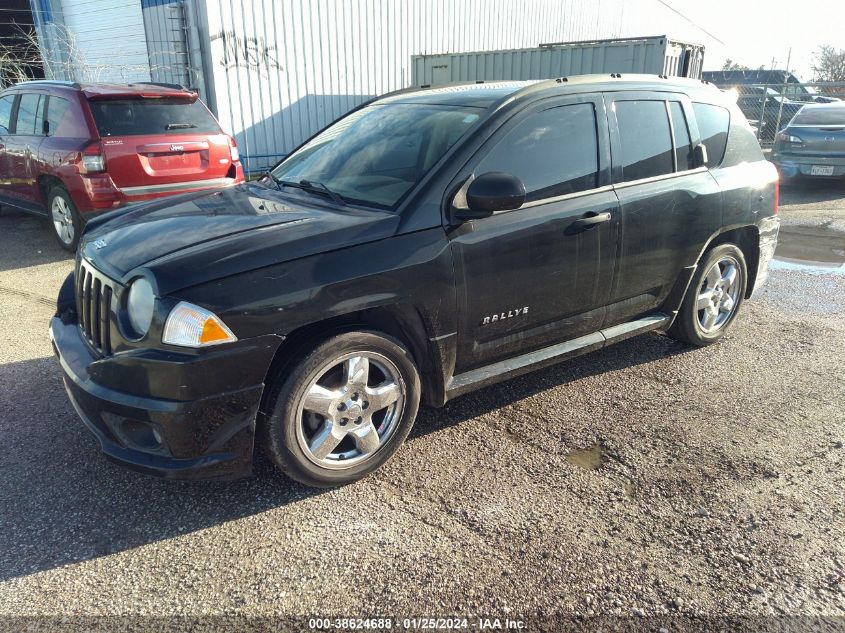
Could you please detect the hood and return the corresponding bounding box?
[80,183,400,294]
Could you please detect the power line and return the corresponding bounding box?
[655,0,725,45]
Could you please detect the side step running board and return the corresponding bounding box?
[446,313,669,400]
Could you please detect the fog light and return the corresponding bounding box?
[117,419,164,452]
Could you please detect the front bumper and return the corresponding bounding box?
[752,215,780,297]
[50,315,278,480]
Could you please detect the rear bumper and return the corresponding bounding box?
[771,153,845,178]
[71,164,245,214]
[49,313,277,480]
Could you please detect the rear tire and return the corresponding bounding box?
[261,331,421,487]
[47,186,82,251]
[668,243,748,347]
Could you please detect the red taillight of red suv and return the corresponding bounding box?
[79,142,106,174]
[228,137,240,163]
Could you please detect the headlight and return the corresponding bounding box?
[162,301,237,348]
[126,278,155,338]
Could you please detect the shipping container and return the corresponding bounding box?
[412,36,704,87]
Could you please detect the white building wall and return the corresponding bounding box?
[201,0,624,172]
[201,0,716,173]
[56,0,151,82]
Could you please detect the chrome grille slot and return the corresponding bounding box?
[75,259,117,356]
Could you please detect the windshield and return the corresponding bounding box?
[791,107,845,126]
[89,98,222,136]
[270,103,482,209]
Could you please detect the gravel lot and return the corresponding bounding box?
[0,179,844,631]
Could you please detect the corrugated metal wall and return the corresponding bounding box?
[58,0,151,82]
[201,0,646,173]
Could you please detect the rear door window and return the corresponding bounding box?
[668,101,692,171]
[692,102,730,166]
[614,100,674,181]
[88,99,222,137]
[0,95,15,134]
[475,102,600,202]
[15,94,43,136]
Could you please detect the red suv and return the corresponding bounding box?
[0,81,244,250]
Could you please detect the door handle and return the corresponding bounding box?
[572,211,611,229]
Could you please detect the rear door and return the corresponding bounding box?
[86,96,234,193]
[605,92,721,326]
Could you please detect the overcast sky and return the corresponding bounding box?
[671,0,845,79]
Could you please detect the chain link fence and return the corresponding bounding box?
[712,82,845,146]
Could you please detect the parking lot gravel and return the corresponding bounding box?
[0,180,843,631]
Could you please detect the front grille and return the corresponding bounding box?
[76,259,116,356]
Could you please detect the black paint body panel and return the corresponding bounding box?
[50,75,779,479]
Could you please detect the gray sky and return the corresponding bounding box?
[669,0,845,79]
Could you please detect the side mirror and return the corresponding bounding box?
[692,143,708,168]
[456,171,526,220]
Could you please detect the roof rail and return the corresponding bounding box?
[8,80,81,89]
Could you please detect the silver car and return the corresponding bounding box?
[771,103,845,180]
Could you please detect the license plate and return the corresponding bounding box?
[810,165,834,176]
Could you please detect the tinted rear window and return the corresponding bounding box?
[790,107,845,126]
[88,99,221,137]
[615,100,674,181]
[692,102,730,167]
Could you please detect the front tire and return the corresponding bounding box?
[48,186,82,251]
[261,331,421,487]
[668,243,748,346]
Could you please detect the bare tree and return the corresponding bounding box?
[721,59,750,71]
[812,45,845,82]
[0,27,43,89]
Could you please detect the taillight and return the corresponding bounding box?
[228,137,239,163]
[773,178,779,215]
[80,142,105,173]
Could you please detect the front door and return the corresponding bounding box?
[448,96,618,372]
[0,93,17,204]
[5,92,46,205]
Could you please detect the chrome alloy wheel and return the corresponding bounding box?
[51,196,75,246]
[697,255,742,333]
[295,352,406,470]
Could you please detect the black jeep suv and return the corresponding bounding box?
[51,75,779,487]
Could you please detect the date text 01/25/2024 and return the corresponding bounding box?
[307,617,526,630]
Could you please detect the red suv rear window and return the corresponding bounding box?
[88,99,222,137]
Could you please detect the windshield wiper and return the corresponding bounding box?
[273,178,346,205]
[165,122,198,130]
[299,179,345,205]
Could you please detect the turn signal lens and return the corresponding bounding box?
[229,137,240,162]
[162,301,237,348]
